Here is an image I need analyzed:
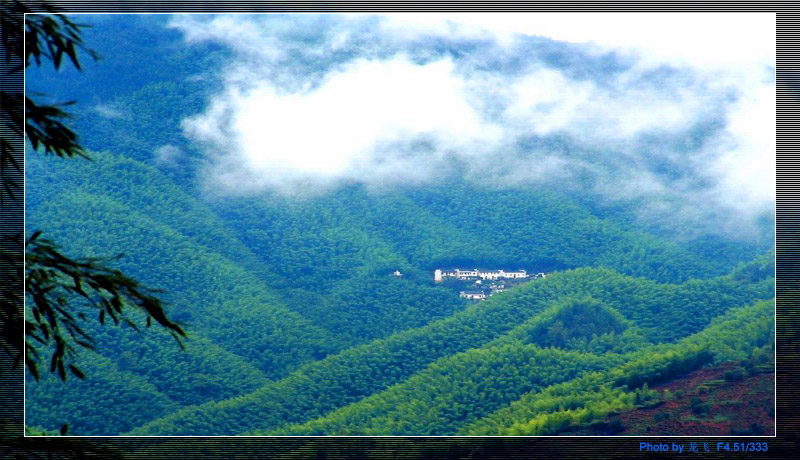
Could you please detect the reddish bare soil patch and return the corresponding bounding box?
[565,361,774,436]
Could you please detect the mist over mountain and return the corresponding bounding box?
[165,14,774,237]
[25,13,774,436]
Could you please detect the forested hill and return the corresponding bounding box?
[24,15,774,436]
[25,147,775,435]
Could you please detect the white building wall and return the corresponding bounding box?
[436,268,533,281]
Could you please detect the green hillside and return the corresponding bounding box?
[26,147,774,436]
[128,267,771,436]
[461,299,774,436]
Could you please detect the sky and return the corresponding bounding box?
[165,13,775,236]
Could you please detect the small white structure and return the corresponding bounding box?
[457,269,479,279]
[478,270,504,280]
[392,270,403,278]
[500,270,528,279]
[459,291,487,300]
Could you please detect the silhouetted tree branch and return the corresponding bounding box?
[0,0,185,386]
[25,231,186,381]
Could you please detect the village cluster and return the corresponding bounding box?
[434,268,546,301]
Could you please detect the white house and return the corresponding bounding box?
[455,269,479,279]
[504,270,528,279]
[459,291,487,300]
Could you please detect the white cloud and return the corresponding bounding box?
[373,13,775,70]
[171,13,774,234]
[93,104,125,119]
[184,55,502,194]
[704,82,776,216]
[154,144,184,167]
[501,67,708,140]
